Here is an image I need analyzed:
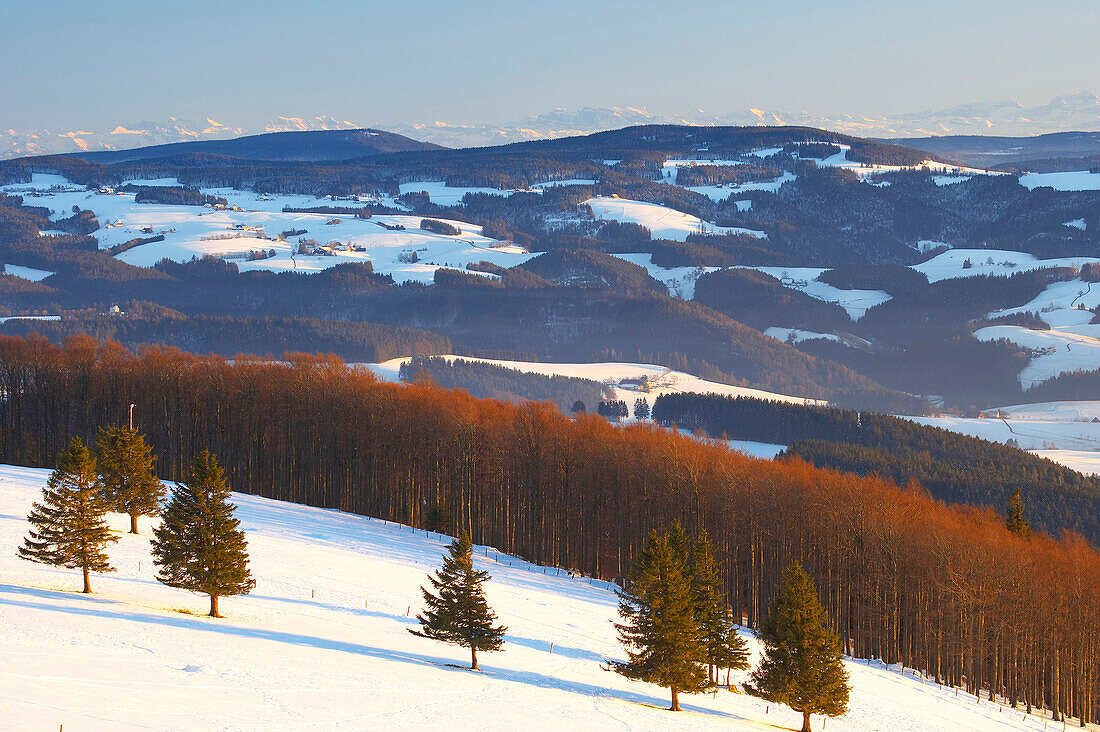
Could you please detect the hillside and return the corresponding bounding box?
[0,463,1078,731]
[66,128,443,164]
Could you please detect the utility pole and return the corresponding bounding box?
[129,403,136,430]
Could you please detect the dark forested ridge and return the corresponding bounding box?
[652,392,1100,542]
[0,335,1096,724]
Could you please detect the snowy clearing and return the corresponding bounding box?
[0,464,1070,730]
[612,252,718,299]
[764,327,854,346]
[364,356,822,407]
[973,323,1100,389]
[585,196,766,241]
[912,249,1100,283]
[733,266,890,320]
[2,264,54,281]
[1019,170,1100,191]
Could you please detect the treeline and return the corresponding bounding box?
[0,336,1096,724]
[0,309,450,363]
[397,356,609,413]
[651,392,1100,542]
[130,185,228,208]
[1024,368,1100,402]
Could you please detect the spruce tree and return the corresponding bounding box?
[613,526,708,711]
[1006,487,1030,537]
[410,534,506,670]
[151,451,255,617]
[96,425,164,534]
[18,437,116,593]
[750,563,850,732]
[688,530,749,685]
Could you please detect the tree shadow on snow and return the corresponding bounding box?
[1,582,754,722]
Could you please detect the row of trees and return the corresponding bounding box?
[0,336,1096,725]
[19,435,253,616]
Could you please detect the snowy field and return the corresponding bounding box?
[1,175,535,283]
[732,266,891,320]
[974,321,1100,389]
[612,252,719,299]
[913,249,1100,284]
[585,196,766,241]
[1018,170,1100,191]
[0,464,1075,731]
[364,356,823,407]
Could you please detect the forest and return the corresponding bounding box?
[0,335,1095,724]
[651,392,1100,541]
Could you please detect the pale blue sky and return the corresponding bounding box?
[2,0,1097,130]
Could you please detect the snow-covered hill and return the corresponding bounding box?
[0,464,1078,730]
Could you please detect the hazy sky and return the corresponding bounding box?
[2,0,1097,130]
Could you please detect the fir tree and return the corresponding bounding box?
[151,451,255,617]
[409,534,506,670]
[688,530,749,685]
[1006,487,1030,537]
[750,563,850,732]
[18,437,116,593]
[96,425,165,534]
[613,526,708,711]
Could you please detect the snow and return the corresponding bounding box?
[1064,218,1087,231]
[584,196,765,241]
[746,147,782,158]
[734,267,891,320]
[530,179,597,189]
[809,144,992,179]
[398,181,517,206]
[908,413,1100,453]
[734,199,752,212]
[1019,170,1100,191]
[0,172,78,191]
[915,239,951,253]
[764,327,845,345]
[912,249,1100,283]
[974,322,1100,389]
[0,463,1068,730]
[611,252,718,299]
[2,264,54,281]
[932,175,971,186]
[660,158,744,185]
[0,177,535,283]
[1030,449,1100,476]
[0,315,61,323]
[123,177,183,187]
[726,440,787,459]
[364,356,823,407]
[992,279,1100,326]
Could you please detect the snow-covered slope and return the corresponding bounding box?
[364,356,821,407]
[584,196,765,241]
[0,464,1069,731]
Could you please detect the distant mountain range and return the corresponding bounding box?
[3,92,1098,158]
[67,128,442,164]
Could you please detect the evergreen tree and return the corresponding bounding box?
[633,398,650,420]
[1006,487,1030,537]
[613,526,708,711]
[750,563,850,732]
[96,425,165,534]
[688,530,749,685]
[18,437,116,593]
[410,534,506,669]
[151,451,255,617]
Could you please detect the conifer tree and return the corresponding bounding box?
[750,563,850,732]
[96,425,164,534]
[409,534,506,670]
[151,451,255,617]
[613,526,708,711]
[18,437,116,593]
[1006,487,1030,537]
[688,530,749,685]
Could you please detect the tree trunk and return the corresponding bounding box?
[670,686,680,711]
[129,512,139,534]
[209,594,221,618]
[470,646,479,671]
[82,565,91,594]
[802,710,812,732]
